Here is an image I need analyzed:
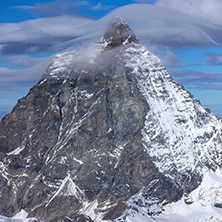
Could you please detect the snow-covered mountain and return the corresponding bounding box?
[0,17,222,222]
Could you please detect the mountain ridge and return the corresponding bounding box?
[0,17,222,222]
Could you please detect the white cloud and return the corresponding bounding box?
[154,48,182,66]
[91,2,103,10]
[91,2,113,10]
[0,56,52,90]
[101,4,222,48]
[1,3,222,56]
[0,15,93,43]
[133,0,156,3]
[206,54,222,65]
[2,1,222,119]
[13,6,34,10]
[1,3,222,96]
[14,0,90,17]
[156,0,222,25]
[0,67,19,75]
[0,15,94,55]
[0,3,221,89]
[2,55,45,68]
[169,68,222,87]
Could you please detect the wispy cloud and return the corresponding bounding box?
[0,56,52,90]
[1,3,222,94]
[0,67,19,74]
[0,15,94,55]
[91,2,114,11]
[152,47,182,66]
[14,0,90,17]
[156,0,222,25]
[104,4,222,49]
[2,55,45,68]
[133,0,157,3]
[1,3,222,58]
[206,53,222,65]
[170,68,222,90]
[13,6,35,10]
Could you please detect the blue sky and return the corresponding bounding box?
[0,0,222,119]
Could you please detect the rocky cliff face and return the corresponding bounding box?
[0,18,222,222]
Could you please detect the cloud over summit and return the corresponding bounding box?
[1,2,222,58]
[0,2,222,91]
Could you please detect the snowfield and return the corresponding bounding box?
[116,169,222,222]
[0,210,38,222]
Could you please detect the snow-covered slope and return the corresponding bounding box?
[156,169,222,222]
[0,211,38,222]
[121,42,222,184]
[112,170,222,222]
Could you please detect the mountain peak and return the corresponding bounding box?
[1,17,222,222]
[102,17,139,49]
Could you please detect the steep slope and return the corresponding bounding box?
[0,18,222,222]
[122,169,222,222]
[123,41,222,190]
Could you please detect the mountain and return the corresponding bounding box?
[0,17,222,222]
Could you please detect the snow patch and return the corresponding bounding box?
[13,210,28,219]
[81,200,101,221]
[152,169,222,222]
[188,169,222,207]
[73,157,83,165]
[118,169,222,222]
[46,174,83,207]
[7,145,25,156]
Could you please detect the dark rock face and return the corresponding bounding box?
[102,17,140,49]
[0,18,221,222]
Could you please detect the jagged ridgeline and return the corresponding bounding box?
[0,17,222,222]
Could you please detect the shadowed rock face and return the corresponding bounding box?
[1,18,221,222]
